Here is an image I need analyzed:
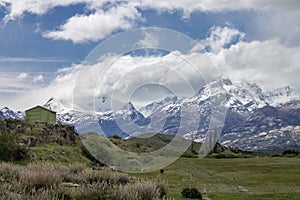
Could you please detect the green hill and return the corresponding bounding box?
[0,118,92,165]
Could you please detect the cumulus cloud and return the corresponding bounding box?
[33,75,44,83]
[2,0,299,20]
[1,0,299,43]
[0,0,97,22]
[210,38,300,91]
[7,50,214,111]
[138,0,300,16]
[136,31,160,49]
[59,26,300,111]
[42,3,141,43]
[16,72,28,80]
[3,26,300,110]
[70,52,215,111]
[191,25,245,54]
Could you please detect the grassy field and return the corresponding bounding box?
[130,157,300,200]
[1,122,299,200]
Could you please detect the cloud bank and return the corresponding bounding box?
[42,2,142,43]
[6,26,299,111]
[1,0,299,44]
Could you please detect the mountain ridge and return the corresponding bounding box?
[1,78,299,152]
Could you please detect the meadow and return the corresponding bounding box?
[131,157,300,200]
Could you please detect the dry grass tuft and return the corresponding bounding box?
[0,162,168,200]
[18,163,66,189]
[117,180,167,200]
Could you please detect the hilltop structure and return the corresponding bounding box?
[25,106,56,125]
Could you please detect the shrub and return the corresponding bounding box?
[282,150,299,155]
[214,153,238,159]
[181,187,202,199]
[116,180,167,200]
[0,131,18,161]
[0,131,28,161]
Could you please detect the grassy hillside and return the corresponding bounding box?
[1,119,299,199]
[0,120,168,200]
[0,118,93,165]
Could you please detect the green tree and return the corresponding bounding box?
[0,131,17,161]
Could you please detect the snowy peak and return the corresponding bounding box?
[199,78,299,112]
[139,96,178,117]
[0,107,24,120]
[44,97,72,114]
[264,86,299,107]
[127,101,135,111]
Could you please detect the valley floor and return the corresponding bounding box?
[130,157,300,200]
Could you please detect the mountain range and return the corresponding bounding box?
[1,78,299,152]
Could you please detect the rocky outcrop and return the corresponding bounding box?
[221,100,300,152]
[0,119,80,147]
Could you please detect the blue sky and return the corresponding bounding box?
[0,0,299,110]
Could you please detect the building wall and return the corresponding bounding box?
[26,106,56,125]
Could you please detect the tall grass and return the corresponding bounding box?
[117,180,167,200]
[0,162,167,200]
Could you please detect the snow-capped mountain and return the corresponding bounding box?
[44,97,73,114]
[0,107,24,120]
[1,78,299,152]
[98,102,151,138]
[264,86,299,107]
[138,96,178,117]
[221,100,300,152]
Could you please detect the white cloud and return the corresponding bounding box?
[35,33,300,111]
[191,25,245,54]
[6,51,215,111]
[209,38,300,91]
[0,0,99,22]
[3,0,298,20]
[2,0,299,44]
[0,73,32,92]
[33,75,44,83]
[188,26,300,93]
[136,31,160,48]
[16,72,28,80]
[42,3,141,43]
[2,26,300,111]
[138,0,300,14]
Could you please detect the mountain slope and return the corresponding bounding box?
[1,78,299,152]
[0,107,24,120]
[221,100,300,152]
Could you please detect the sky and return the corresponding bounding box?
[0,0,300,111]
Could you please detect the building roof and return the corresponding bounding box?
[25,105,56,114]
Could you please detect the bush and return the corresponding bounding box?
[214,153,238,159]
[0,131,18,161]
[282,150,299,155]
[0,131,28,162]
[181,188,202,199]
